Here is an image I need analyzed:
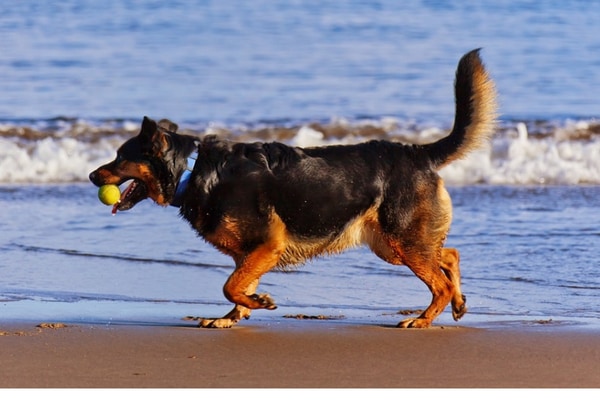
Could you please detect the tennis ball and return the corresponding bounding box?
[98,184,121,206]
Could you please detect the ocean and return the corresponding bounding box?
[1,1,599,330]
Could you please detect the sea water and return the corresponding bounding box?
[1,1,599,330]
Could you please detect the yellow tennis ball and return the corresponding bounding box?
[98,184,121,206]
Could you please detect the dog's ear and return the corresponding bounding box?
[139,116,171,155]
[158,119,178,133]
[140,116,157,138]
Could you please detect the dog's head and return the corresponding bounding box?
[89,116,189,212]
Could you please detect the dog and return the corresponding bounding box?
[89,49,497,328]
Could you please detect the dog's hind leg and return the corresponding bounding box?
[396,248,455,328]
[366,206,464,326]
[367,232,461,328]
[398,259,452,328]
[439,248,467,321]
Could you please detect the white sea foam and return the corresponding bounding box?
[440,121,600,185]
[0,136,116,183]
[1,118,599,185]
[291,125,325,147]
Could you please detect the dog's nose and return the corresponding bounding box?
[89,171,97,183]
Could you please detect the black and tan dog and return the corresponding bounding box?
[90,49,497,328]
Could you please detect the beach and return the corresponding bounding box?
[1,320,599,388]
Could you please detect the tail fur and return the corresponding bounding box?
[427,48,498,170]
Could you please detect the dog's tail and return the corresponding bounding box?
[426,49,498,170]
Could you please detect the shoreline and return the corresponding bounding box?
[1,320,599,388]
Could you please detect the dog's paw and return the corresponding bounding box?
[198,318,237,329]
[249,293,278,310]
[397,318,432,329]
[452,296,467,321]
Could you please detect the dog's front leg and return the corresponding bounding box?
[221,246,280,310]
[198,242,280,329]
[197,278,261,329]
[198,215,285,328]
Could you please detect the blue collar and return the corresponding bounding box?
[171,151,197,207]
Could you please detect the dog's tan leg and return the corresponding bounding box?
[199,214,286,328]
[367,227,458,328]
[222,243,282,308]
[198,249,280,329]
[198,279,259,329]
[398,251,455,328]
[197,212,286,328]
[440,248,467,321]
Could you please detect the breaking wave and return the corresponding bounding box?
[1,116,599,185]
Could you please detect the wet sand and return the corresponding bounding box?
[1,320,599,388]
